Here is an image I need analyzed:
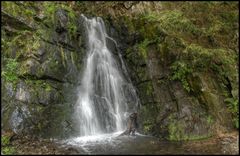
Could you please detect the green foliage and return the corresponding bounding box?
[42,2,58,26]
[67,15,77,40]
[211,49,237,80]
[161,2,238,49]
[143,117,154,134]
[138,10,201,42]
[44,83,52,92]
[170,43,237,94]
[42,2,78,40]
[2,147,15,155]
[1,135,15,155]
[170,61,192,92]
[158,10,201,36]
[235,118,239,129]
[225,97,239,128]
[168,122,184,141]
[143,120,154,134]
[138,13,162,40]
[2,58,19,83]
[25,79,53,93]
[1,135,10,146]
[2,2,36,22]
[140,105,156,134]
[183,44,214,70]
[168,121,211,141]
[2,29,41,61]
[136,39,152,59]
[183,134,211,141]
[140,12,159,23]
[146,83,153,96]
[207,115,213,125]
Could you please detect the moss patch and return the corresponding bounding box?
[1,134,15,155]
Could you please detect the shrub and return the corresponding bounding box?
[1,135,15,155]
[170,61,192,92]
[2,58,19,83]
[225,97,239,128]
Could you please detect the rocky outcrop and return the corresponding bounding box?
[1,8,85,138]
[2,2,238,141]
[108,4,238,140]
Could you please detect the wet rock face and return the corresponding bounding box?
[1,9,84,138]
[110,17,235,140]
[138,45,214,139]
[2,3,237,141]
[15,81,31,103]
[55,9,68,33]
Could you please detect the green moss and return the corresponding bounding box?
[67,14,77,40]
[168,121,184,141]
[42,2,78,39]
[24,79,53,94]
[138,10,201,41]
[122,16,135,34]
[146,83,153,96]
[36,66,45,78]
[2,28,41,63]
[170,61,192,92]
[168,121,212,141]
[45,84,52,92]
[183,44,214,69]
[169,42,237,94]
[207,115,214,125]
[224,97,239,129]
[1,135,11,146]
[42,2,58,26]
[2,146,15,155]
[143,120,154,134]
[159,10,200,36]
[183,134,212,141]
[140,105,156,134]
[2,2,36,23]
[2,58,19,89]
[1,135,15,155]
[136,39,152,60]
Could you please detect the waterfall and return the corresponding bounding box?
[74,15,139,136]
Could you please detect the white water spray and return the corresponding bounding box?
[74,15,139,137]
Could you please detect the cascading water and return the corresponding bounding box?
[74,15,139,137]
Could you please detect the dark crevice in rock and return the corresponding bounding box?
[136,79,152,86]
[55,41,76,51]
[224,76,233,98]
[2,26,19,35]
[141,101,159,105]
[19,74,79,86]
[18,75,65,83]
[140,63,147,67]
[156,76,169,81]
[40,37,76,52]
[39,75,66,83]
[163,99,178,105]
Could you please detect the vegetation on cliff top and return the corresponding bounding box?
[1,1,239,143]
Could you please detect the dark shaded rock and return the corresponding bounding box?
[1,9,36,31]
[55,9,68,33]
[2,7,84,138]
[109,15,235,141]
